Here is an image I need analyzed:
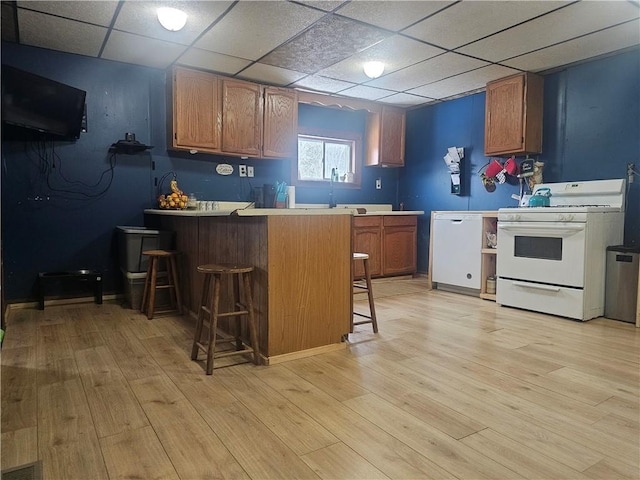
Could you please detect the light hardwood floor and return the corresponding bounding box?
[2,277,639,480]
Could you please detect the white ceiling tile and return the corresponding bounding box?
[404,1,567,50]
[114,1,233,46]
[408,65,520,99]
[18,10,107,57]
[17,1,117,27]
[292,75,356,93]
[316,35,445,83]
[195,1,325,60]
[176,48,251,75]
[237,63,307,86]
[377,92,434,107]
[102,30,187,69]
[335,1,454,32]
[458,1,640,62]
[294,1,347,12]
[503,19,640,72]
[338,85,395,101]
[367,52,488,91]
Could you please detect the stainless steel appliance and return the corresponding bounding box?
[497,179,626,320]
[605,245,639,323]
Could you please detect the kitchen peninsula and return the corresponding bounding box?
[145,206,422,363]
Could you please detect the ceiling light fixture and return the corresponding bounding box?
[157,7,188,32]
[363,61,385,79]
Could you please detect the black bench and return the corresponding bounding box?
[38,270,103,310]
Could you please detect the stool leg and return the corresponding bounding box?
[95,274,103,305]
[243,272,260,365]
[191,273,211,361]
[169,255,183,314]
[206,274,221,375]
[141,260,153,314]
[147,257,158,320]
[233,273,243,351]
[363,258,378,333]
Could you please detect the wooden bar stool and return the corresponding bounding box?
[140,250,182,319]
[352,253,378,333]
[191,263,260,375]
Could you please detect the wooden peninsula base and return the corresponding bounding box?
[145,210,352,363]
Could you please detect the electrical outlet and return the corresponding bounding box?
[376,178,382,190]
[628,163,635,184]
[247,166,254,177]
[239,164,247,177]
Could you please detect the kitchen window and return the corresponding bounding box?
[293,127,362,188]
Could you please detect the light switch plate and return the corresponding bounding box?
[247,166,254,177]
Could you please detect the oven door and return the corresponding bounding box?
[497,221,586,287]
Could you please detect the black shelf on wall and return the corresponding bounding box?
[109,140,153,155]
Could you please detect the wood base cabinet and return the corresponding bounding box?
[353,216,382,278]
[382,216,417,276]
[353,215,417,278]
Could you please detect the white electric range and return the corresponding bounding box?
[497,179,626,320]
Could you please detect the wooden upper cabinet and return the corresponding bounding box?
[366,106,405,167]
[222,78,263,157]
[485,72,544,156]
[171,67,221,152]
[263,87,298,159]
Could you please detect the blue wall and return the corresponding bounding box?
[1,42,398,301]
[2,42,638,300]
[402,47,640,272]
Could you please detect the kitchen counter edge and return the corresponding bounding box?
[144,209,424,217]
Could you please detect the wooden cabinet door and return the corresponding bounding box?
[263,87,298,159]
[380,106,405,166]
[366,107,405,167]
[382,216,417,276]
[222,79,263,156]
[353,217,382,278]
[172,67,221,152]
[485,72,543,156]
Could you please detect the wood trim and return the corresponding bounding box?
[297,91,382,114]
[261,342,346,365]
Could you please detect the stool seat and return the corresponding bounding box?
[191,263,260,374]
[197,264,254,274]
[352,252,378,334]
[140,249,182,320]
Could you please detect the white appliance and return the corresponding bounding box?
[432,213,482,291]
[497,179,626,320]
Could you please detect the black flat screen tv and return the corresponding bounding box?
[1,65,86,141]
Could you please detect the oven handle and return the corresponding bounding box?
[511,281,561,292]
[498,222,585,236]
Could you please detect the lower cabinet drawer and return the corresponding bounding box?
[496,278,586,320]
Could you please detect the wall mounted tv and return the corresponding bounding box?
[1,65,87,141]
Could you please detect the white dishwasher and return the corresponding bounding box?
[431,213,482,291]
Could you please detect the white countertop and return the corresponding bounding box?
[144,202,423,217]
[145,208,424,217]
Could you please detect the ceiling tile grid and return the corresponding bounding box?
[2,0,639,108]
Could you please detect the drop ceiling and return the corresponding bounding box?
[2,0,639,108]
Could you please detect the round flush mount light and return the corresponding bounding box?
[363,61,385,79]
[157,7,188,31]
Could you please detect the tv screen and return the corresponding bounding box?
[1,65,86,140]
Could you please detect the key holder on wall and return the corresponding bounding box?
[443,147,465,195]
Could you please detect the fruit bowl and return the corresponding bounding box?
[157,178,187,209]
[158,192,188,209]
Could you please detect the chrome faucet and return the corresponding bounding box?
[328,168,337,208]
